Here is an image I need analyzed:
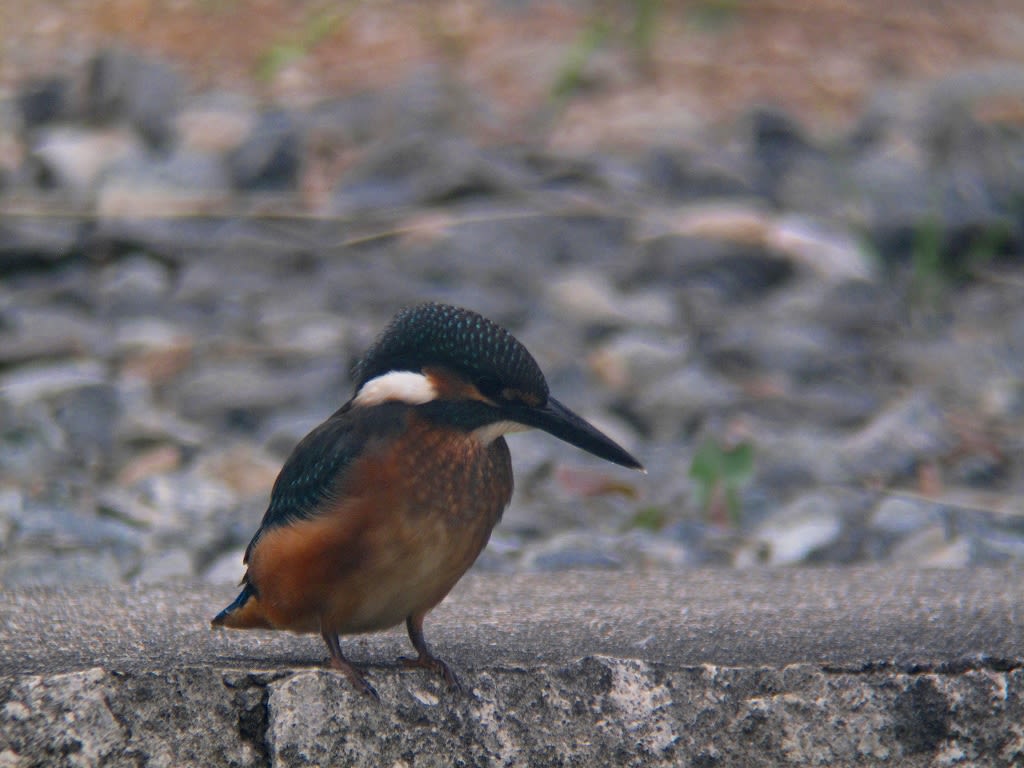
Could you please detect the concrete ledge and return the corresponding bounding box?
[1,569,1022,766]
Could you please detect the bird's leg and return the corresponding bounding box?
[322,629,378,699]
[400,613,462,692]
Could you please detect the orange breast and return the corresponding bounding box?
[245,415,513,636]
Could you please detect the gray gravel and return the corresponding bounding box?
[2,51,1024,585]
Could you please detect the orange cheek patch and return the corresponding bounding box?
[423,366,490,402]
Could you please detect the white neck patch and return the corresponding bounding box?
[353,371,437,407]
[473,419,531,445]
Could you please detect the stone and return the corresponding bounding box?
[227,109,302,191]
[306,92,389,146]
[0,217,82,263]
[644,144,753,201]
[0,360,107,407]
[115,321,195,385]
[2,573,1023,766]
[114,379,207,448]
[86,48,182,149]
[632,232,796,303]
[0,668,263,767]
[0,401,66,481]
[766,214,876,283]
[870,496,936,536]
[747,106,821,208]
[96,149,231,218]
[745,491,845,566]
[98,255,173,305]
[16,77,74,130]
[0,305,102,367]
[587,331,689,394]
[133,548,194,583]
[176,92,256,154]
[0,550,125,586]
[174,359,341,427]
[0,488,20,552]
[29,125,142,193]
[522,532,624,571]
[203,549,246,584]
[888,525,971,568]
[639,366,742,435]
[10,500,142,555]
[839,393,954,483]
[254,309,349,357]
[51,383,120,469]
[332,135,531,213]
[547,270,676,329]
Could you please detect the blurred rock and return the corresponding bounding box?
[3,46,1024,582]
[114,378,206,448]
[17,77,75,131]
[523,532,624,571]
[203,548,246,584]
[0,550,124,586]
[195,444,279,499]
[839,394,954,483]
[632,233,795,303]
[86,48,182,149]
[0,487,21,551]
[547,270,675,329]
[888,525,970,568]
[10,501,142,555]
[0,306,100,366]
[644,144,753,201]
[175,358,341,428]
[98,255,173,307]
[743,491,845,566]
[133,548,193,583]
[332,135,531,213]
[588,331,689,394]
[748,106,821,208]
[766,215,875,283]
[228,110,301,191]
[30,125,142,193]
[870,496,936,536]
[0,360,107,407]
[52,383,120,470]
[176,92,256,154]
[97,149,231,217]
[639,366,743,437]
[0,217,83,262]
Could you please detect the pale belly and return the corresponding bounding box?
[323,512,492,634]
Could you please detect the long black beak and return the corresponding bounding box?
[507,397,644,471]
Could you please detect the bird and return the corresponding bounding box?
[211,302,643,697]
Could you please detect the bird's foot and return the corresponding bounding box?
[328,656,379,699]
[399,652,463,693]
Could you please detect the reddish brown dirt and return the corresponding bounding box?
[2,1,1023,146]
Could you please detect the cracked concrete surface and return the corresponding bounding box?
[1,569,1022,766]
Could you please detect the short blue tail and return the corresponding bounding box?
[211,583,255,626]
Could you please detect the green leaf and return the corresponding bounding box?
[722,441,755,486]
[689,440,723,482]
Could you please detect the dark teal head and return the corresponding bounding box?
[355,303,549,406]
[354,303,643,471]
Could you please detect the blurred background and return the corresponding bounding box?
[2,0,1024,586]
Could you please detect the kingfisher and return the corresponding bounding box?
[212,303,643,696]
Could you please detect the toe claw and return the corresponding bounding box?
[399,654,463,693]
